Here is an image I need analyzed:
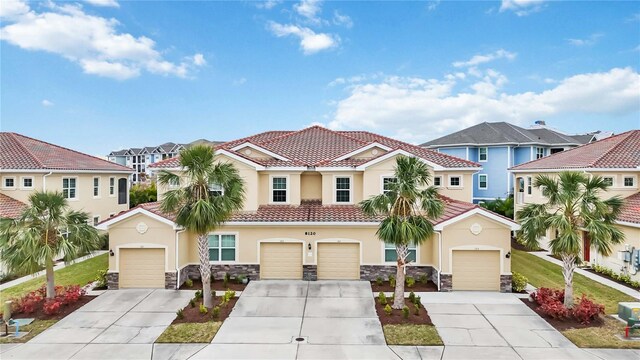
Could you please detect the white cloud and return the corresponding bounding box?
[453,49,517,68]
[84,0,120,8]
[499,0,546,16]
[192,53,206,66]
[0,1,203,80]
[0,0,30,20]
[427,0,440,12]
[567,33,603,47]
[328,67,640,144]
[41,99,54,106]
[255,0,282,9]
[332,10,353,28]
[232,77,247,86]
[294,0,323,24]
[268,21,338,54]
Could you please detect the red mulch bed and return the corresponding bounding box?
[12,296,96,321]
[371,281,437,292]
[172,296,238,324]
[583,268,640,291]
[520,298,604,331]
[375,297,433,325]
[179,278,247,291]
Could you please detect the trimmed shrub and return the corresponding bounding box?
[406,276,415,288]
[418,274,428,284]
[388,275,396,288]
[176,308,184,319]
[94,269,108,288]
[378,291,387,305]
[212,306,220,318]
[43,299,62,315]
[375,276,383,286]
[199,304,208,315]
[195,290,202,299]
[511,272,528,293]
[408,291,416,303]
[189,299,196,308]
[402,306,410,319]
[384,304,392,316]
[572,295,604,324]
[414,303,420,315]
[185,278,194,288]
[223,272,230,288]
[413,295,421,306]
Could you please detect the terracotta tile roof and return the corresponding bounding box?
[510,130,640,171]
[619,192,640,225]
[149,126,480,169]
[119,196,493,226]
[1,132,132,172]
[0,194,27,219]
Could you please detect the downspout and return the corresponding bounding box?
[436,231,442,291]
[175,228,186,289]
[42,171,53,191]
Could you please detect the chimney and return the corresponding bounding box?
[534,120,546,126]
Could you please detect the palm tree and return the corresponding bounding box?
[158,145,245,308]
[517,171,624,308]
[360,156,444,309]
[0,191,101,299]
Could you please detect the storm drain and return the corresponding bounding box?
[293,336,308,343]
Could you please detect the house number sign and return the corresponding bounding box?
[304,231,316,236]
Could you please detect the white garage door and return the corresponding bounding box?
[119,248,165,288]
[260,242,303,280]
[452,250,500,291]
[317,243,360,280]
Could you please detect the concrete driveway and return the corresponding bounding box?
[192,280,402,360]
[1,289,194,360]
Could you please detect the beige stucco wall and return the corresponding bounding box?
[593,224,640,281]
[258,172,302,206]
[352,146,389,160]
[300,172,322,201]
[0,171,130,221]
[106,213,177,272]
[440,215,512,275]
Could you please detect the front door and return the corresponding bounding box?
[583,232,591,262]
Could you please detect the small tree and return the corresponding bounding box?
[479,196,514,219]
[517,172,624,308]
[158,145,245,308]
[360,156,444,309]
[0,192,101,299]
[129,182,158,208]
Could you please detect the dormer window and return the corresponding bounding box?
[271,176,288,203]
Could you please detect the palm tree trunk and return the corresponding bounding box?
[392,244,408,309]
[45,256,55,299]
[197,233,213,308]
[560,253,576,308]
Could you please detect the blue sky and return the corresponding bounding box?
[1,0,639,156]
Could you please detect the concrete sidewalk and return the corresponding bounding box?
[529,251,640,300]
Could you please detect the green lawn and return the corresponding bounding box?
[562,317,640,349]
[511,249,635,314]
[382,324,443,346]
[1,253,108,303]
[0,319,58,344]
[156,322,222,343]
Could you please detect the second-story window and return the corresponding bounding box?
[535,147,545,159]
[93,177,100,197]
[109,177,115,195]
[527,176,532,195]
[335,177,351,203]
[602,177,614,187]
[479,147,488,162]
[22,177,33,189]
[209,182,224,196]
[382,176,396,194]
[62,178,77,199]
[449,176,461,187]
[624,176,635,187]
[433,176,442,187]
[3,177,15,189]
[271,176,287,203]
[478,174,488,189]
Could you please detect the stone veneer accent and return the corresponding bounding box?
[106,272,119,290]
[303,265,317,281]
[439,273,453,292]
[178,264,260,287]
[360,265,433,281]
[165,272,177,289]
[500,275,512,293]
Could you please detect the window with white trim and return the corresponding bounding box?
[433,176,442,187]
[602,176,614,187]
[209,182,224,196]
[385,242,416,262]
[526,176,532,195]
[3,177,15,189]
[168,177,179,188]
[535,147,545,159]
[382,176,396,194]
[62,178,77,199]
[22,177,33,189]
[208,234,236,261]
[271,177,287,203]
[479,147,488,162]
[624,176,635,187]
[93,177,100,197]
[109,177,115,196]
[449,176,461,187]
[335,177,351,203]
[478,174,488,190]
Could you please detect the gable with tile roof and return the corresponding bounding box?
[1,132,133,224]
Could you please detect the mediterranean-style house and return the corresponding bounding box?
[510,130,640,280]
[0,132,133,224]
[98,126,519,292]
[422,121,605,203]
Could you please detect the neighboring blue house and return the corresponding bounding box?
[421,121,601,203]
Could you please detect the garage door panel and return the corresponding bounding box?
[119,248,165,288]
[452,250,500,291]
[317,243,360,280]
[260,243,303,279]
